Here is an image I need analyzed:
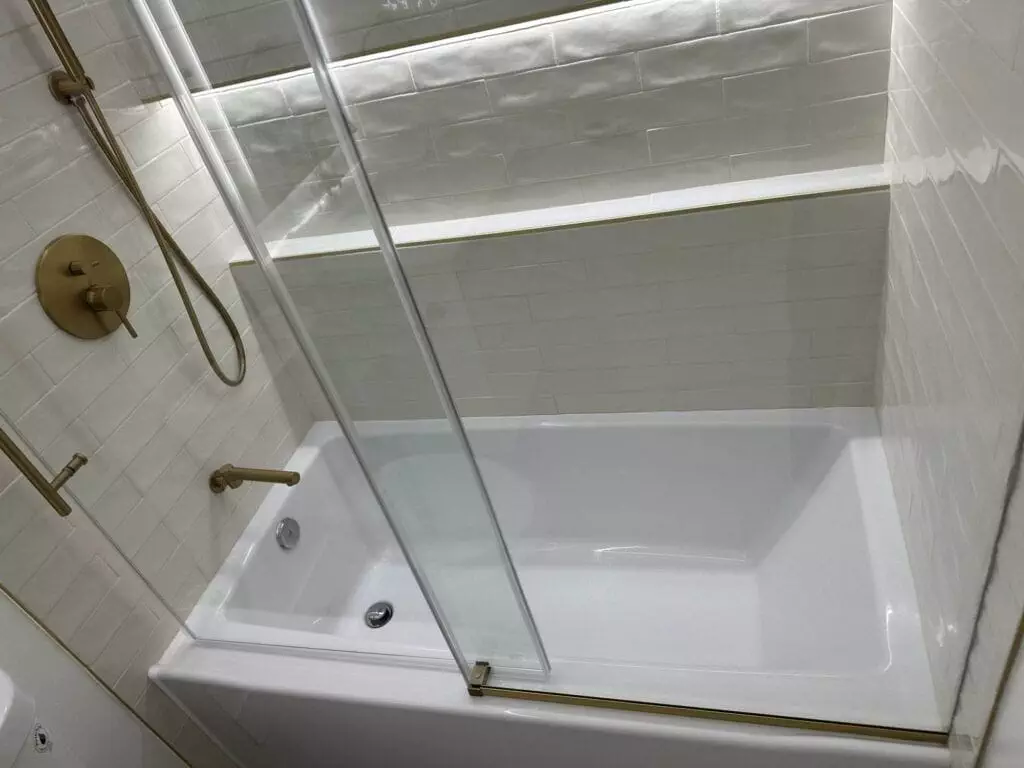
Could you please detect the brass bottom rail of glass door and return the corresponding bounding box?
[466,662,948,746]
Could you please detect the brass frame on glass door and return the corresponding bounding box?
[466,662,948,746]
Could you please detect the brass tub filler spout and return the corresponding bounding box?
[209,464,301,494]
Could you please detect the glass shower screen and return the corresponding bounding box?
[151,0,616,88]
[131,0,549,682]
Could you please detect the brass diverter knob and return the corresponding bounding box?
[36,235,137,340]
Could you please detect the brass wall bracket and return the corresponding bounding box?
[36,235,137,340]
[0,426,87,518]
[51,453,88,492]
[47,70,94,103]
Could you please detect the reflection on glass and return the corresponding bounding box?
[227,251,550,676]
[160,0,615,87]
[163,0,889,247]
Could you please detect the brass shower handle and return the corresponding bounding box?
[82,283,138,338]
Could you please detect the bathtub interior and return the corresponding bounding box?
[369,416,849,563]
[361,416,887,671]
[188,408,940,730]
[201,434,395,635]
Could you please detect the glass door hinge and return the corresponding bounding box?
[468,661,491,696]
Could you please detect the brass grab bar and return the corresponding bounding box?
[0,428,87,517]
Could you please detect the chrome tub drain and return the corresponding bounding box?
[275,517,300,550]
[365,601,394,629]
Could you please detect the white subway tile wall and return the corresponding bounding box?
[0,3,319,766]
[879,0,1024,758]
[233,190,888,419]
[187,0,893,242]
[113,0,618,93]
[116,0,891,97]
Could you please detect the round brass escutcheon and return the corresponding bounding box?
[36,234,132,340]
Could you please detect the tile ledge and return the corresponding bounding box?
[234,165,888,264]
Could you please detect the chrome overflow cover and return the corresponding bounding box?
[365,601,394,629]
[275,517,300,550]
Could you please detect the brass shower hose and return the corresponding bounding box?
[26,0,246,387]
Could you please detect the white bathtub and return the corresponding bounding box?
[158,408,945,767]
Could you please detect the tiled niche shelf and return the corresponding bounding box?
[233,165,888,262]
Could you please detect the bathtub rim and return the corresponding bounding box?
[152,635,949,750]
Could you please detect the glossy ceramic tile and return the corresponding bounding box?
[879,0,1024,763]
[234,185,889,419]
[178,0,891,240]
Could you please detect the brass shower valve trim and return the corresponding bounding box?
[36,234,138,340]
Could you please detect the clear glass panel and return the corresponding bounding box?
[134,0,548,679]
[151,0,619,88]
[435,199,941,730]
[303,0,939,735]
